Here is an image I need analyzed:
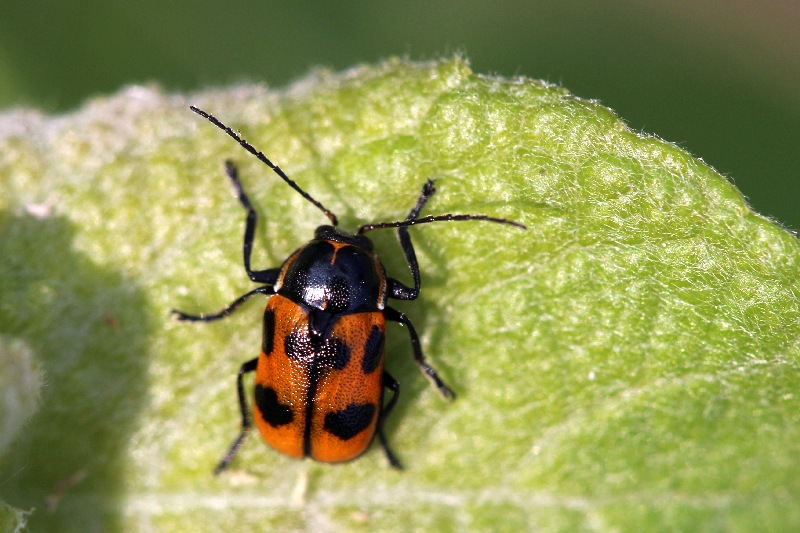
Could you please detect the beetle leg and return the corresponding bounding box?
[388,179,436,301]
[385,306,455,400]
[377,371,402,469]
[172,286,274,322]
[214,357,258,475]
[224,160,282,284]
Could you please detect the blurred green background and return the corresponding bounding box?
[1,1,798,228]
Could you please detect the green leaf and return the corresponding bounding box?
[0,498,32,533]
[1,57,799,532]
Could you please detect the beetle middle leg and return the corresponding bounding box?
[171,161,280,322]
[172,286,273,322]
[385,306,454,399]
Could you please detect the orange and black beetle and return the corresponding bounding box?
[174,106,525,472]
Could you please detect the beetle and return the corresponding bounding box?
[173,106,525,472]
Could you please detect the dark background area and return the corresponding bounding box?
[1,1,797,228]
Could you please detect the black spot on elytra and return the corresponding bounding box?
[361,326,384,374]
[262,309,275,355]
[320,337,350,370]
[323,403,376,441]
[255,384,293,427]
[285,327,349,371]
[285,330,312,362]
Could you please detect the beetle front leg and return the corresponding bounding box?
[224,160,282,284]
[385,306,454,399]
[388,179,437,301]
[214,357,258,475]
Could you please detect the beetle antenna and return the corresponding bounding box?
[358,214,526,234]
[190,106,338,226]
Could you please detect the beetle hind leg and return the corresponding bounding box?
[214,357,258,475]
[378,371,402,469]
